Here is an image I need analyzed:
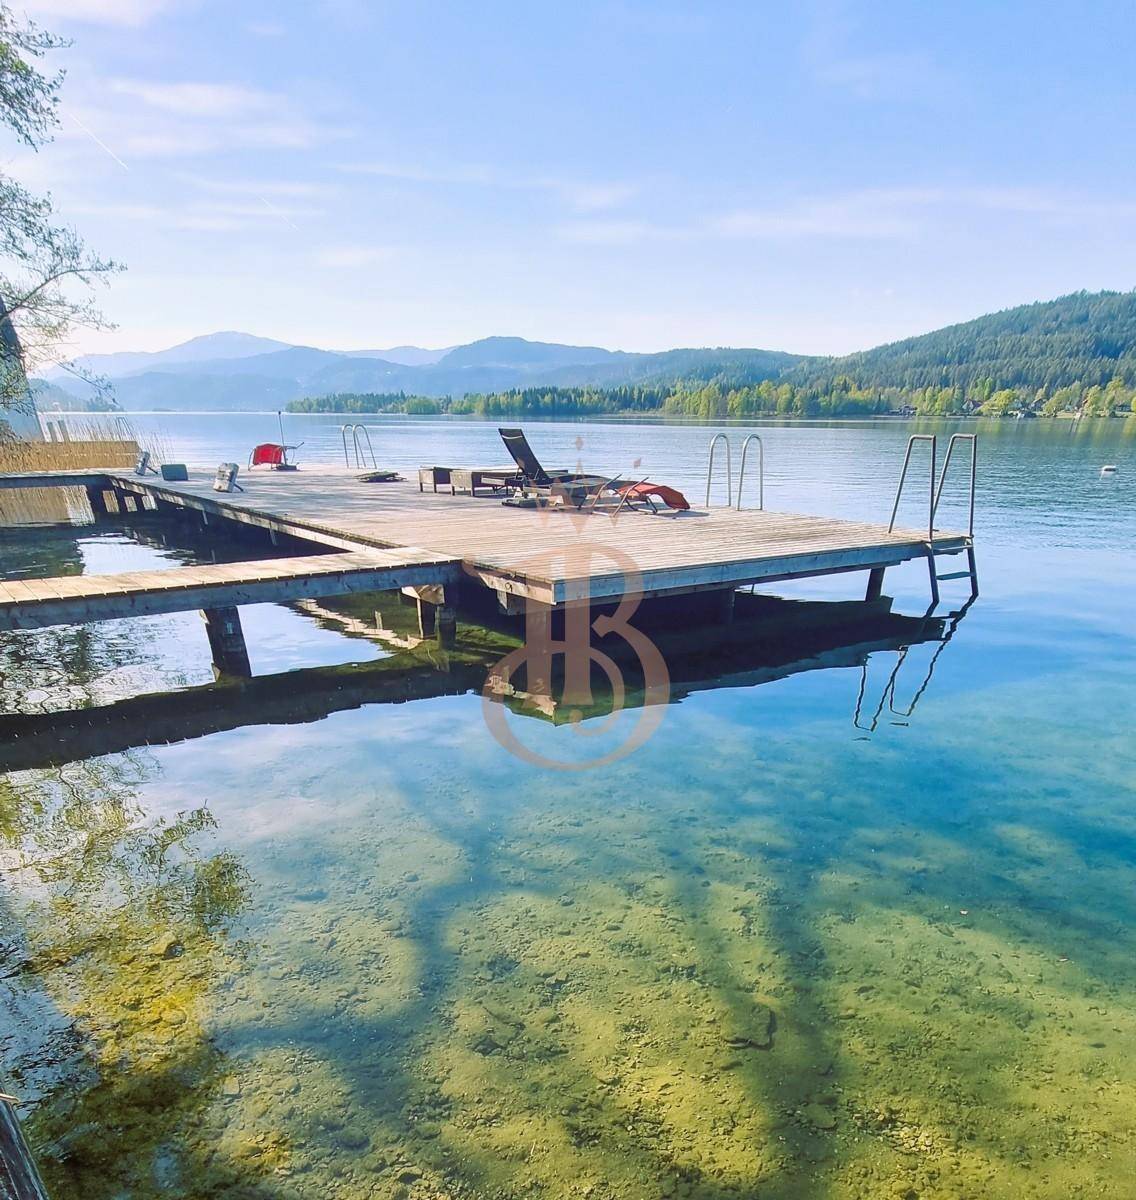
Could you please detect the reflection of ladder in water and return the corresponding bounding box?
[889,433,979,604]
[853,599,974,733]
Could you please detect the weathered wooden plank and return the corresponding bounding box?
[0,470,112,491]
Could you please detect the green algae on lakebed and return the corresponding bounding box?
[5,708,1136,1200]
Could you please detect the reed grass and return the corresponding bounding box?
[0,414,162,526]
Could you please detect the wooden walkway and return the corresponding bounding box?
[0,548,460,631]
[105,468,971,605]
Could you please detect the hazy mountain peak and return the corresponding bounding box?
[43,330,299,382]
[440,336,617,369]
[156,331,297,362]
[345,345,449,366]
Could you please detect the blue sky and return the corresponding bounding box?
[11,0,1136,357]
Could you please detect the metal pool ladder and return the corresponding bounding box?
[704,433,765,509]
[340,424,377,469]
[705,433,733,506]
[888,433,978,604]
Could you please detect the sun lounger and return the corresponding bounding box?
[497,427,690,512]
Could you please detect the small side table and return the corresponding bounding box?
[418,466,452,492]
[450,467,519,496]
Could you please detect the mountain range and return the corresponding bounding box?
[37,334,801,411]
[32,290,1136,414]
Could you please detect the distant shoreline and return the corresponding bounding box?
[40,408,1133,424]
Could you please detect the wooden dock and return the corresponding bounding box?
[103,467,972,606]
[0,464,974,673]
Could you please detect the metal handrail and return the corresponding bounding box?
[736,434,764,511]
[341,423,377,469]
[353,424,377,470]
[888,434,937,541]
[705,433,732,507]
[932,433,977,537]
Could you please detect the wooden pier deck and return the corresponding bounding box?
[103,467,971,606]
[0,547,460,631]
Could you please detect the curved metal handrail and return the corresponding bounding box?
[705,433,733,507]
[932,433,977,537]
[340,424,377,469]
[888,434,937,541]
[736,434,764,511]
[353,424,376,470]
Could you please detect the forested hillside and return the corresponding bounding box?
[289,292,1136,420]
[779,290,1136,416]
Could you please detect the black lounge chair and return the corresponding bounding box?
[497,427,618,509]
[498,427,580,487]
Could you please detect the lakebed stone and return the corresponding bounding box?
[723,1004,774,1050]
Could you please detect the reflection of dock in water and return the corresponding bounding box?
[0,594,952,773]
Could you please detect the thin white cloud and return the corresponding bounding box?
[313,245,396,268]
[558,186,1136,247]
[714,189,936,240]
[68,196,323,233]
[181,175,337,200]
[60,95,351,161]
[18,0,176,26]
[339,160,636,211]
[550,180,637,212]
[340,161,494,186]
[556,219,686,245]
[953,186,1136,223]
[109,79,278,117]
[802,2,950,100]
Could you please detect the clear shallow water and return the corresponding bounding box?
[2,415,1135,1199]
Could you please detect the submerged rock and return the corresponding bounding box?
[149,932,183,959]
[723,1005,774,1050]
[804,1102,838,1131]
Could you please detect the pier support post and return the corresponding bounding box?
[715,587,737,625]
[415,597,437,638]
[865,567,886,601]
[85,486,111,515]
[201,605,252,678]
[435,603,457,649]
[403,583,456,647]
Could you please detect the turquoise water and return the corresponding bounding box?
[2,415,1135,1199]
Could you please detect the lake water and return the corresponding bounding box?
[2,413,1135,1200]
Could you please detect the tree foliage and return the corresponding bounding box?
[0,4,120,420]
